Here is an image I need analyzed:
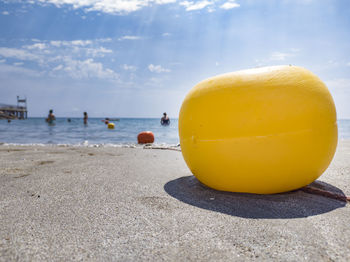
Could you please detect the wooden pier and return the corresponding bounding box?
[0,96,28,120]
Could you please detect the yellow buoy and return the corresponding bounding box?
[107,123,115,129]
[179,65,338,194]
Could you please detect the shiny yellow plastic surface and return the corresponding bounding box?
[178,66,338,194]
[108,123,115,129]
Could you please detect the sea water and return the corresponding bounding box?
[0,118,349,146]
[0,118,179,146]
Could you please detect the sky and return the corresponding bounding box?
[0,0,349,118]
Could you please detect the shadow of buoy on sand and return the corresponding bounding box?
[164,176,346,219]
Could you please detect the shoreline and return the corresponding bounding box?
[0,141,349,261]
[0,137,349,147]
[0,142,181,148]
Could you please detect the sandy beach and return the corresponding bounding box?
[0,141,349,261]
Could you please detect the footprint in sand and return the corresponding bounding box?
[37,160,55,165]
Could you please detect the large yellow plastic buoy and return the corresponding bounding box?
[179,65,338,194]
[108,123,115,129]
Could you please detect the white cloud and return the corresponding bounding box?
[162,33,171,37]
[220,1,240,10]
[154,0,176,3]
[13,62,24,66]
[148,77,162,85]
[254,49,299,66]
[25,43,48,50]
[50,41,62,47]
[24,0,176,15]
[270,52,293,61]
[50,40,92,47]
[60,58,119,80]
[0,38,118,81]
[52,64,63,71]
[2,11,9,15]
[86,47,113,57]
[180,1,213,11]
[85,1,149,14]
[98,38,113,43]
[118,35,141,41]
[122,64,137,71]
[71,40,93,46]
[207,6,216,12]
[6,0,240,14]
[49,38,110,46]
[0,64,42,77]
[0,47,42,62]
[346,62,350,66]
[48,39,113,57]
[327,60,339,67]
[148,64,170,73]
[269,48,299,61]
[325,78,350,91]
[0,59,6,63]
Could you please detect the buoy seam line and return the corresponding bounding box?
[185,128,326,142]
[301,186,350,203]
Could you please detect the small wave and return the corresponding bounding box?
[0,141,180,149]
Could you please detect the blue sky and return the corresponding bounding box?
[0,0,349,118]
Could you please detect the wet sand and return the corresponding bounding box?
[0,141,349,261]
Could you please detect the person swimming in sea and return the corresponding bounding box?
[46,109,56,125]
[161,112,170,126]
[83,112,88,125]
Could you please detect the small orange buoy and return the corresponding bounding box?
[137,131,155,144]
